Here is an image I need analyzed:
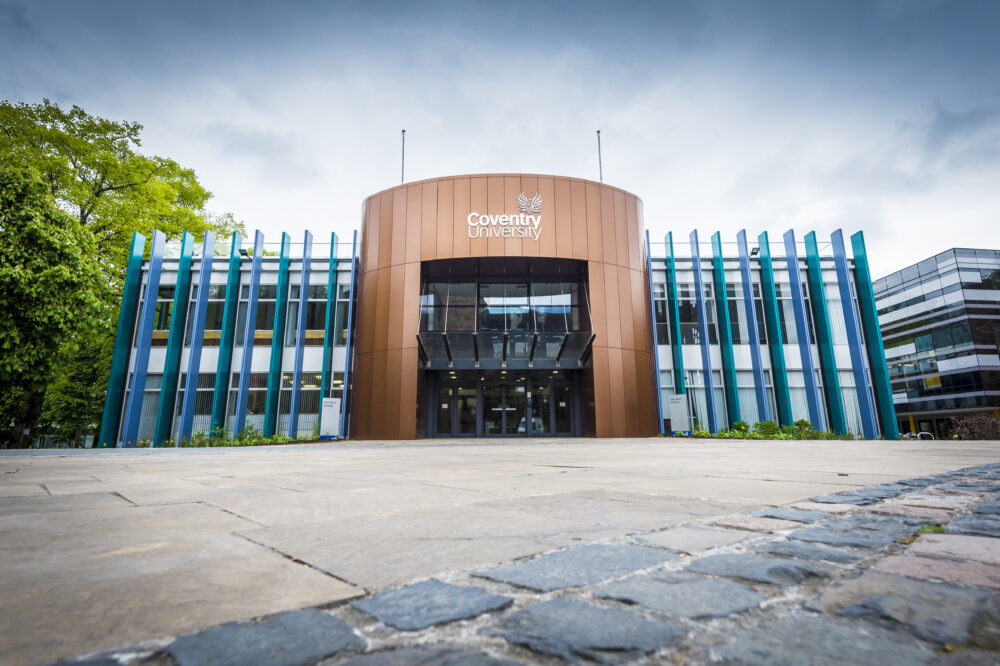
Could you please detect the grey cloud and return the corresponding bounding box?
[204,124,319,185]
[925,102,1000,169]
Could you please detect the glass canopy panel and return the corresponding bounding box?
[416,331,448,365]
[560,331,595,366]
[477,331,506,364]
[447,331,477,362]
[534,332,568,363]
[507,330,535,362]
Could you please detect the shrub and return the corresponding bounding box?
[794,419,812,431]
[949,413,1000,440]
[753,420,780,437]
[733,420,750,433]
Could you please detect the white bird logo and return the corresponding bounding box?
[518,192,542,214]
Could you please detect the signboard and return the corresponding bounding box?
[668,394,691,436]
[467,192,543,240]
[320,397,341,439]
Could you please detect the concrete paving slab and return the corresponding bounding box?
[477,489,745,532]
[237,504,621,589]
[0,491,131,516]
[1,540,361,666]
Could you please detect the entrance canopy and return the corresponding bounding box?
[416,258,595,370]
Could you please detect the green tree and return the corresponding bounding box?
[0,99,244,446]
[0,163,105,448]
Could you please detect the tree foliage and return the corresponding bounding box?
[0,163,106,448]
[0,99,244,447]
[0,99,242,271]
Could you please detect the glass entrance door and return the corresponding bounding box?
[528,381,552,435]
[429,371,578,437]
[483,383,526,436]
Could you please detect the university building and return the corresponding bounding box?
[98,174,897,446]
[873,248,1000,438]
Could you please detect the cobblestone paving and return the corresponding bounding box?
[54,463,1000,665]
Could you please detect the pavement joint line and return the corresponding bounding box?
[109,490,137,505]
[199,501,269,527]
[231,531,369,594]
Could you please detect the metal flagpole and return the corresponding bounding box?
[401,129,406,184]
[596,130,603,183]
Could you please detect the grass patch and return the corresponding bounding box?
[917,524,946,535]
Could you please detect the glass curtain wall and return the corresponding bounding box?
[235,284,276,346]
[687,369,727,431]
[226,372,268,434]
[285,285,328,346]
[419,274,589,366]
[171,373,216,440]
[119,373,162,443]
[677,283,719,344]
[277,372,322,437]
[184,284,227,346]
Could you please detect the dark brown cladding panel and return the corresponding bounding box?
[351,174,658,440]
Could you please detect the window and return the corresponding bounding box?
[285,284,328,346]
[653,283,670,344]
[172,373,216,438]
[235,284,276,346]
[418,279,587,334]
[334,284,352,345]
[185,284,227,346]
[277,372,323,437]
[677,283,718,344]
[150,285,174,347]
[226,372,269,434]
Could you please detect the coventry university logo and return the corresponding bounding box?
[466,192,542,240]
[517,192,542,214]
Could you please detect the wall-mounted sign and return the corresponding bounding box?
[467,192,542,240]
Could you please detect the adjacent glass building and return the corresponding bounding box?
[98,174,898,446]
[873,248,1000,438]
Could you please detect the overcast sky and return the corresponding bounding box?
[2,0,999,277]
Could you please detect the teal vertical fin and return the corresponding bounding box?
[263,232,292,437]
[210,234,242,433]
[97,231,146,447]
[757,232,794,426]
[320,233,339,404]
[804,232,846,434]
[711,232,740,426]
[664,233,685,394]
[152,232,194,445]
[850,231,899,440]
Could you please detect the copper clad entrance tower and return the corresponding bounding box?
[351,174,658,439]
